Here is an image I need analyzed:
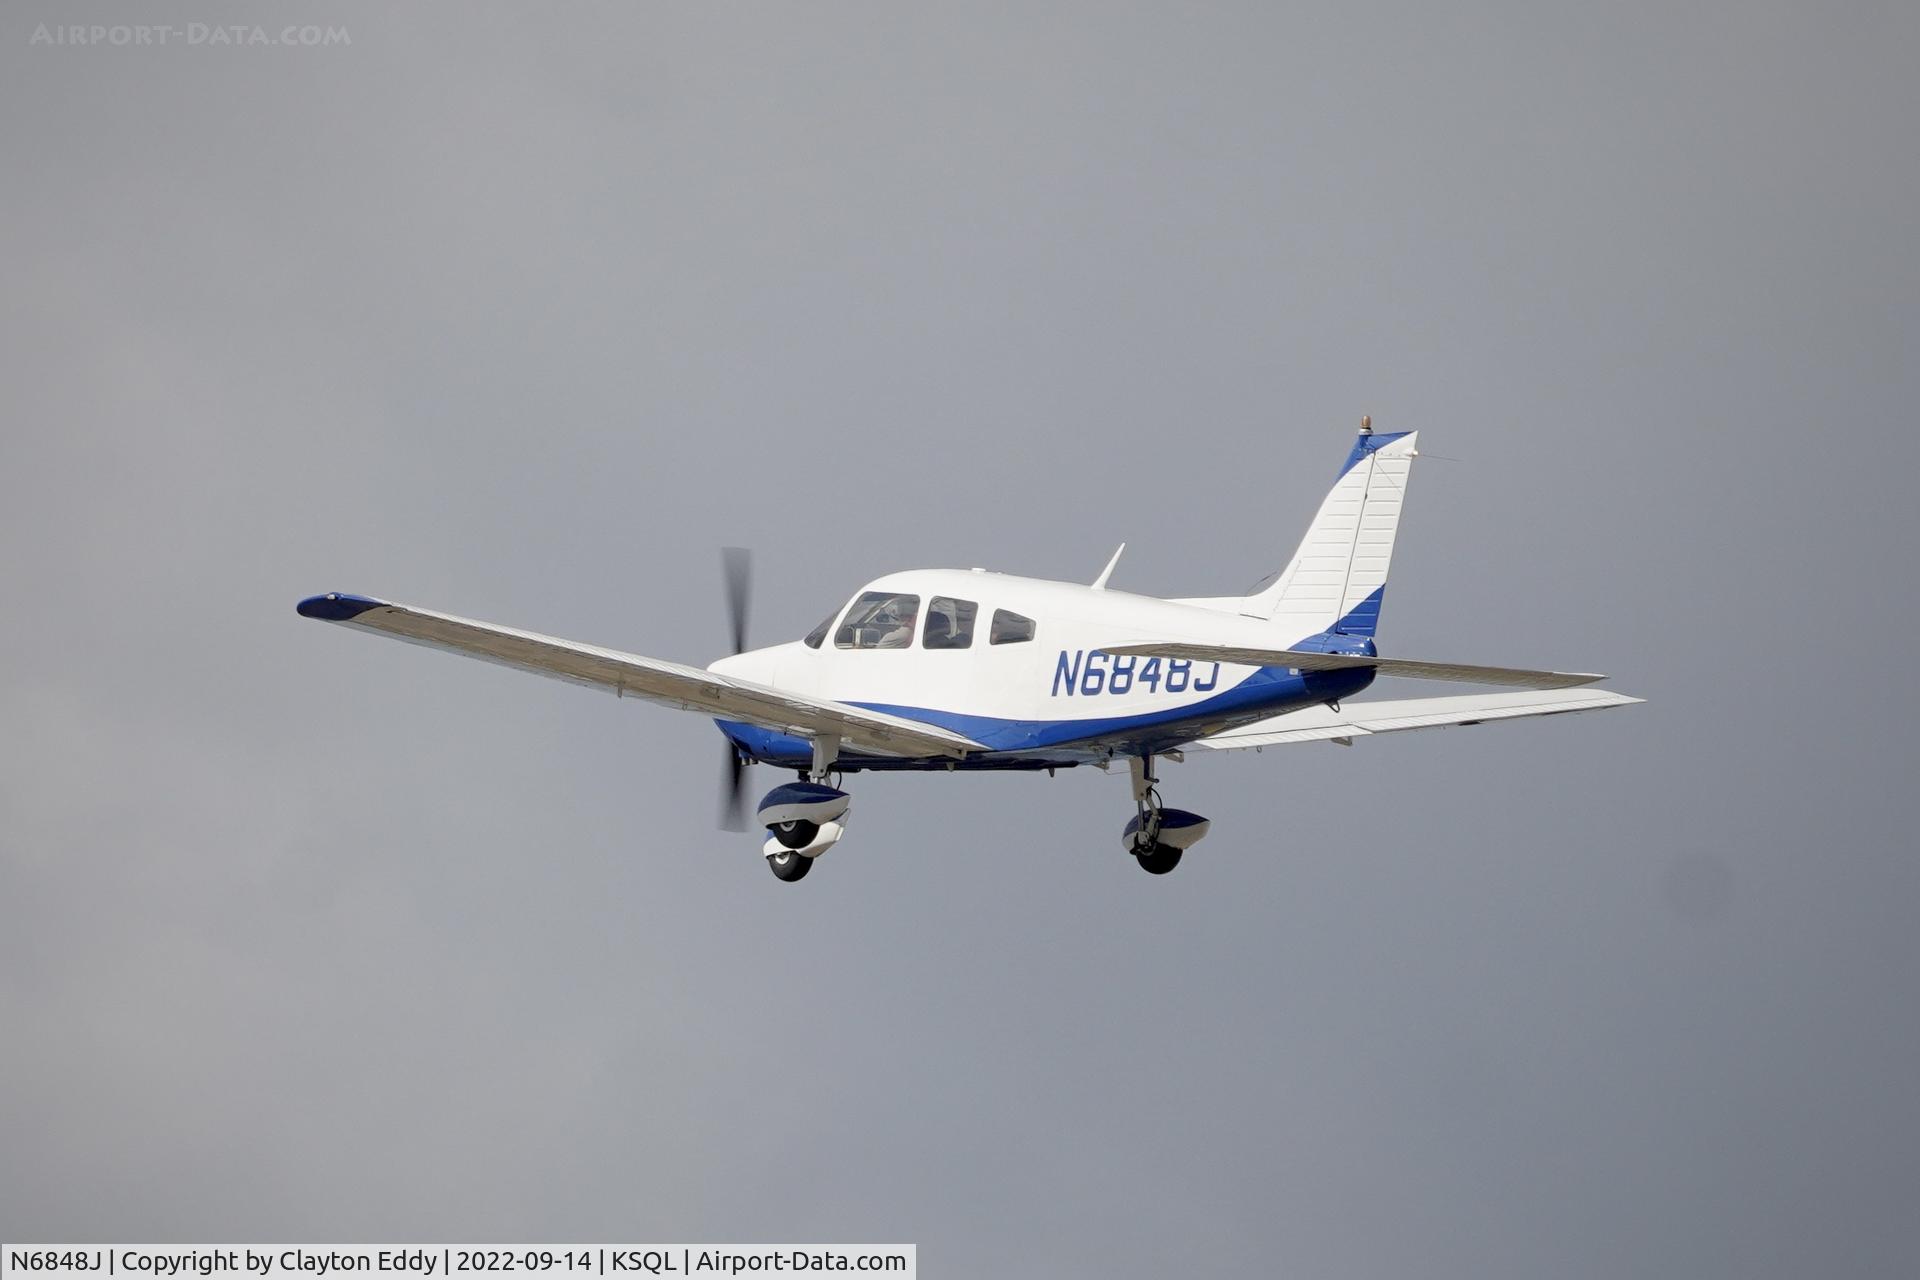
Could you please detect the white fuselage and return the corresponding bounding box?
[708,568,1371,769]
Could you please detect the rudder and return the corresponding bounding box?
[1242,428,1418,640]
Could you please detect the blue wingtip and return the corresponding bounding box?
[297,592,386,621]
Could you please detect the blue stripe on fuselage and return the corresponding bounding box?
[713,664,1373,770]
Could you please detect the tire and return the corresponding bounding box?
[771,818,820,850]
[1135,843,1183,875]
[767,850,813,882]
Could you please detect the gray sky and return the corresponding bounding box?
[4,3,1918,1275]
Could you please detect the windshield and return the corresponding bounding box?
[803,604,841,649]
[834,591,921,650]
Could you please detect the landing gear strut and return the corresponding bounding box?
[1128,755,1179,874]
[1122,754,1210,875]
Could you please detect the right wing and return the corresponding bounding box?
[1187,687,1643,750]
[296,593,979,760]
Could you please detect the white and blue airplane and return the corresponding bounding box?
[299,423,1639,881]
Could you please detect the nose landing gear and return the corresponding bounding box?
[756,737,849,882]
[1123,754,1210,875]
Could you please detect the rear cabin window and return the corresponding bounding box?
[990,608,1036,644]
[834,592,920,650]
[923,597,978,650]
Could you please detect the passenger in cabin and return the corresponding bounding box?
[923,596,978,650]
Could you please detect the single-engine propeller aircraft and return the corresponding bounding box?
[299,422,1640,881]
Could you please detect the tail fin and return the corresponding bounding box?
[1242,428,1418,640]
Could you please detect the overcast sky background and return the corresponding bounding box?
[4,3,1918,1275]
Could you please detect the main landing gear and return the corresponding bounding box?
[1123,754,1211,875]
[756,737,850,883]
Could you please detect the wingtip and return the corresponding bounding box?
[296,592,386,621]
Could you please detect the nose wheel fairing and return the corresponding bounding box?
[755,780,851,830]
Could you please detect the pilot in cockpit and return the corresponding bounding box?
[872,600,915,649]
[833,590,920,649]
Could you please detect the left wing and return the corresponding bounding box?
[1186,687,1643,750]
[296,593,979,760]
[1103,642,1605,689]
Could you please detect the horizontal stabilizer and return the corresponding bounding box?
[1189,687,1644,750]
[1103,642,1605,689]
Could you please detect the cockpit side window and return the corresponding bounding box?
[923,597,978,650]
[990,608,1036,644]
[803,602,844,649]
[834,591,921,650]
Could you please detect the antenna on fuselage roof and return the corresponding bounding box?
[1091,542,1126,590]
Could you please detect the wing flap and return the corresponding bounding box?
[1104,641,1605,689]
[296,593,978,759]
[1189,688,1643,751]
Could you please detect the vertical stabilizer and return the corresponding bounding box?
[1243,429,1418,640]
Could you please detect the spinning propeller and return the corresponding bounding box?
[719,546,752,830]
